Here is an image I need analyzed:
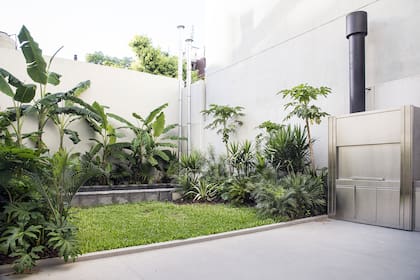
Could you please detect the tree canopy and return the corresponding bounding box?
[86,51,133,69]
[85,35,200,81]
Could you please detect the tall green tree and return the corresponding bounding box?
[129,35,178,78]
[278,84,331,169]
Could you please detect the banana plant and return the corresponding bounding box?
[83,101,131,185]
[0,69,37,147]
[0,25,92,151]
[109,103,178,183]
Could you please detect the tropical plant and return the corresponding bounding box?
[109,103,179,183]
[82,101,131,185]
[0,145,48,273]
[278,84,331,169]
[221,177,256,206]
[264,124,310,176]
[202,147,228,186]
[0,223,44,273]
[45,82,96,150]
[201,104,245,155]
[0,26,92,151]
[178,151,205,197]
[185,180,218,202]
[0,26,98,273]
[254,173,326,218]
[0,69,37,147]
[227,140,255,178]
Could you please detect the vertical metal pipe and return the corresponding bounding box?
[177,25,184,158]
[346,11,368,113]
[185,38,193,155]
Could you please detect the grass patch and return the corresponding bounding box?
[73,202,281,253]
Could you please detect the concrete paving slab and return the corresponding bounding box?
[2,219,420,280]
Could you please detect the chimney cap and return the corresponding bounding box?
[346,11,368,38]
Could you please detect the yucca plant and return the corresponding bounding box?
[228,140,255,178]
[264,125,310,176]
[178,151,205,197]
[185,180,218,202]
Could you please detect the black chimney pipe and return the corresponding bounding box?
[346,11,367,113]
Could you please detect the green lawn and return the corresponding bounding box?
[73,202,281,254]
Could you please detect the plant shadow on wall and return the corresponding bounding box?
[177,85,330,219]
[0,26,180,273]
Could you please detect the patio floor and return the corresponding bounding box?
[3,219,420,280]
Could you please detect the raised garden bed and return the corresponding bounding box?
[72,184,181,207]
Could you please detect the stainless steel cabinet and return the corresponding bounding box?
[328,106,420,231]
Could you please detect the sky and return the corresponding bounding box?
[2,0,205,61]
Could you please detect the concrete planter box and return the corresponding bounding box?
[72,184,181,207]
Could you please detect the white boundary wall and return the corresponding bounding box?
[203,0,420,167]
[0,47,178,153]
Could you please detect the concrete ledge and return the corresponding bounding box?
[0,215,327,275]
[71,188,180,207]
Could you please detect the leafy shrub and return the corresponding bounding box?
[185,180,218,202]
[264,125,310,176]
[221,177,256,206]
[227,140,255,178]
[178,151,206,199]
[202,147,229,185]
[254,173,326,218]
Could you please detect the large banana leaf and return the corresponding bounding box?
[0,74,13,97]
[108,113,135,128]
[144,103,168,125]
[0,68,37,103]
[18,25,47,84]
[37,81,91,106]
[152,112,165,137]
[14,84,36,103]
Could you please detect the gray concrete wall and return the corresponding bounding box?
[204,0,420,167]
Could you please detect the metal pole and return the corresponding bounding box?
[177,25,184,158]
[185,38,193,155]
[346,11,368,113]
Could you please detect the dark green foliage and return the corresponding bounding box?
[264,125,310,176]
[107,103,179,184]
[254,173,326,219]
[0,26,99,273]
[46,217,80,262]
[221,177,256,206]
[202,147,229,185]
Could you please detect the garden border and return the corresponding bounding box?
[0,215,328,276]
